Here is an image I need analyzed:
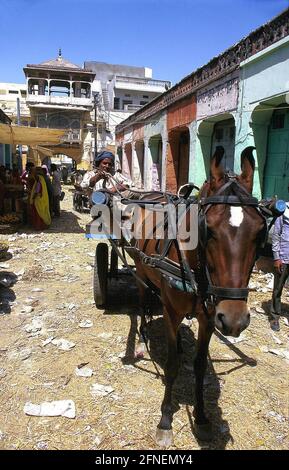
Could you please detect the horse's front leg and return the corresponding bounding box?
[156,304,183,448]
[135,282,148,358]
[193,309,214,441]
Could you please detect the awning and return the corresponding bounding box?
[31,145,55,158]
[0,123,67,146]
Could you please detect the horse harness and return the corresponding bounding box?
[113,178,271,305]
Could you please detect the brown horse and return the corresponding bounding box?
[128,146,266,446]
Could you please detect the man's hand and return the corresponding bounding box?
[274,259,283,274]
[89,171,107,187]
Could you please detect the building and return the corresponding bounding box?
[0,55,170,169]
[115,8,289,199]
[84,61,171,148]
[23,50,96,168]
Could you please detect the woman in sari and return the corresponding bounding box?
[30,167,51,230]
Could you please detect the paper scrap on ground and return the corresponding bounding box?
[24,400,76,418]
[90,383,114,397]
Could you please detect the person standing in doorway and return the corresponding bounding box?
[50,163,62,217]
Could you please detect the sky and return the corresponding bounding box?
[0,0,288,85]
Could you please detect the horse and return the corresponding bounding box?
[127,146,267,447]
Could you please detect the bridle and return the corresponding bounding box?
[198,174,267,302]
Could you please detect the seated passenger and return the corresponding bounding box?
[80,151,131,193]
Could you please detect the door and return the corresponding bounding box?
[178,131,189,187]
[212,118,235,171]
[263,108,289,200]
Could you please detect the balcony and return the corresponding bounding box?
[60,129,81,144]
[114,76,171,93]
[26,94,93,109]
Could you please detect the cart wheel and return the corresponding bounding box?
[110,247,118,278]
[94,243,108,307]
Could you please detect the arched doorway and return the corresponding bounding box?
[149,135,162,190]
[263,106,289,200]
[135,140,144,188]
[167,128,190,192]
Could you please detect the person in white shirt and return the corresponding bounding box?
[80,151,131,193]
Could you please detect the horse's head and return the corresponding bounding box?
[200,146,265,337]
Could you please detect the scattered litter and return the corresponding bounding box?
[266,411,286,423]
[67,303,76,311]
[271,333,283,345]
[0,368,7,379]
[255,307,265,314]
[9,347,32,361]
[97,332,113,340]
[90,383,114,397]
[35,441,48,450]
[24,298,39,307]
[24,400,76,419]
[283,317,289,327]
[24,319,42,333]
[41,336,55,347]
[111,394,122,401]
[92,436,102,447]
[261,347,289,359]
[79,320,93,328]
[75,367,93,377]
[16,268,25,275]
[43,265,54,272]
[0,430,6,440]
[86,266,93,271]
[51,338,76,351]
[122,365,136,373]
[0,263,10,269]
[218,333,247,344]
[21,305,34,314]
[32,288,44,293]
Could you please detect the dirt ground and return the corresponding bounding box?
[0,186,288,451]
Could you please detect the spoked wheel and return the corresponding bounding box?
[94,243,108,307]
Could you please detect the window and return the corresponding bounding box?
[21,91,27,98]
[0,90,7,95]
[140,101,148,106]
[122,100,133,110]
[9,90,19,94]
[143,95,149,98]
[124,94,131,97]
[114,97,120,110]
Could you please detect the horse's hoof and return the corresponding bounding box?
[155,428,173,448]
[135,343,145,359]
[193,422,213,441]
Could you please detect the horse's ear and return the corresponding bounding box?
[239,146,255,193]
[210,146,225,191]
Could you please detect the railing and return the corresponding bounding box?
[115,76,171,88]
[60,130,81,143]
[125,104,143,112]
[26,94,93,107]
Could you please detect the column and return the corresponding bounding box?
[161,133,168,191]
